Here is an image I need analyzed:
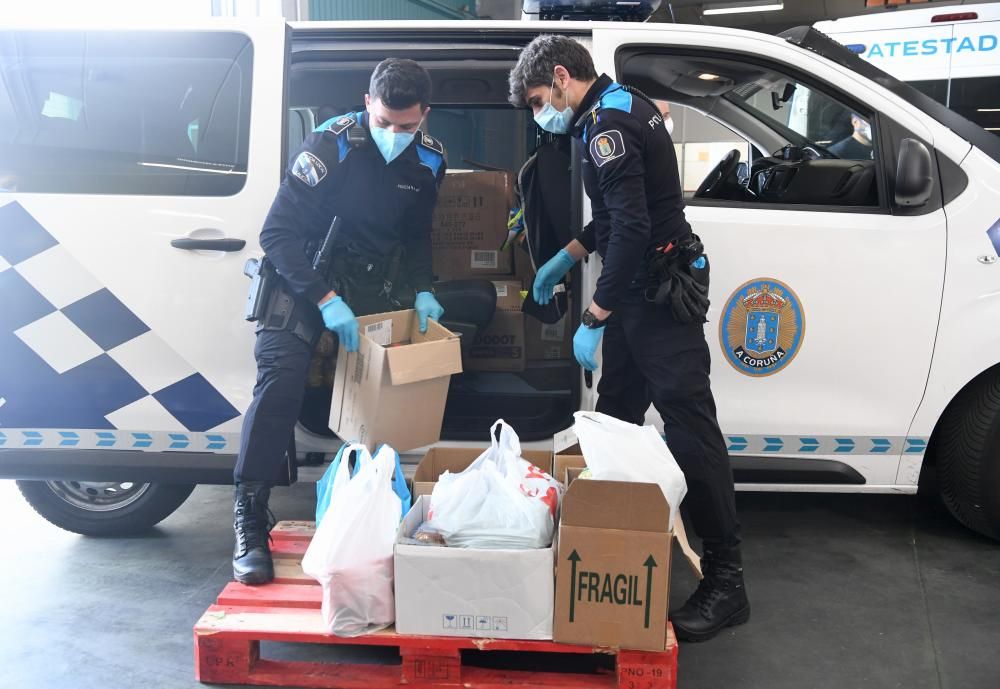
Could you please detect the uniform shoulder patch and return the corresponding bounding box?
[324,114,356,136]
[291,151,328,187]
[588,129,626,168]
[417,132,444,155]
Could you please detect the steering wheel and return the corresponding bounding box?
[695,148,741,198]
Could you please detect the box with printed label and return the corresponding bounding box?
[394,496,555,640]
[329,310,462,452]
[431,171,513,279]
[411,446,554,498]
[554,479,676,651]
[526,313,573,361]
[465,311,525,372]
[492,279,524,313]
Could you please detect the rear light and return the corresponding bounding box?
[931,12,978,23]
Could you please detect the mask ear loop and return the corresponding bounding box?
[549,72,566,112]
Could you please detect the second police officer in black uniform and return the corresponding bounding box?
[509,36,749,642]
[232,59,451,586]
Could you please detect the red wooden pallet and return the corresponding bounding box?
[194,521,678,689]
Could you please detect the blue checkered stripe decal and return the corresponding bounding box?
[725,435,928,455]
[0,202,240,437]
[0,430,237,452]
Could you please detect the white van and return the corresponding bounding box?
[815,3,1000,136]
[2,19,1000,541]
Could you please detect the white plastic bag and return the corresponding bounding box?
[301,443,402,636]
[572,411,687,528]
[424,420,560,549]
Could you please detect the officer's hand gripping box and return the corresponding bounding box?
[394,495,555,640]
[329,310,462,452]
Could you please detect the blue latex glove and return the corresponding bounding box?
[533,249,576,305]
[319,296,360,352]
[414,291,445,333]
[573,323,605,372]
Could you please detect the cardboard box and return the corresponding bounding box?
[526,314,573,361]
[492,279,524,313]
[329,310,462,452]
[394,496,555,640]
[411,446,555,498]
[553,479,674,651]
[552,426,586,485]
[465,311,525,373]
[432,171,513,279]
[554,454,587,486]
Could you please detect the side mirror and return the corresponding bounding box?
[894,138,934,208]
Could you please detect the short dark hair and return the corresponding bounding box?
[509,35,597,107]
[369,58,432,110]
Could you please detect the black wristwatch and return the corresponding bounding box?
[581,308,606,329]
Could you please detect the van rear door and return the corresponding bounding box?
[0,21,286,470]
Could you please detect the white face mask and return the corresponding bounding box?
[857,121,872,141]
[664,116,674,137]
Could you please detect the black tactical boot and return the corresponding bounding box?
[232,482,275,585]
[670,545,750,642]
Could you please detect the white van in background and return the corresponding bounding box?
[3,19,1000,543]
[816,3,1000,136]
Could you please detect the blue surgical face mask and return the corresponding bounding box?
[534,77,573,134]
[369,123,415,163]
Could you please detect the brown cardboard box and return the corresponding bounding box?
[492,280,524,313]
[411,446,554,498]
[432,171,513,279]
[526,314,573,361]
[554,453,587,486]
[554,479,673,651]
[329,310,462,452]
[465,311,526,372]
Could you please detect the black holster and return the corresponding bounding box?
[642,234,711,324]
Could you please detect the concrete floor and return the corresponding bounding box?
[1,479,998,689]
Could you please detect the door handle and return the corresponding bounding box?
[170,237,246,252]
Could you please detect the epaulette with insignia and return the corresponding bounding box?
[324,114,356,136]
[416,131,445,176]
[417,132,445,156]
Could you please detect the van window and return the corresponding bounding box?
[948,77,1000,137]
[666,104,751,195]
[0,31,252,196]
[620,49,882,209]
[734,80,875,161]
[427,108,533,173]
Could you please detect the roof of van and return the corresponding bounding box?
[815,2,1000,33]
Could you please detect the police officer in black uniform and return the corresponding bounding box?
[509,36,749,642]
[232,59,449,585]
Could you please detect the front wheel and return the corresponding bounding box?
[935,373,1000,540]
[16,480,196,537]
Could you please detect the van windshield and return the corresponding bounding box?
[780,26,1000,164]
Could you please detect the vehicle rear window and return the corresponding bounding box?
[948,76,1000,138]
[0,31,252,196]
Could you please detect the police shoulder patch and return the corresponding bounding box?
[417,131,444,155]
[291,151,328,187]
[589,129,626,168]
[325,114,356,136]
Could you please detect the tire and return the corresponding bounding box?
[935,373,1000,540]
[16,480,197,537]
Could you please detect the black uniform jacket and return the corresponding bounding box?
[259,110,446,304]
[574,75,692,311]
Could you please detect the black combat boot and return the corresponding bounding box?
[232,482,276,585]
[670,545,750,642]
